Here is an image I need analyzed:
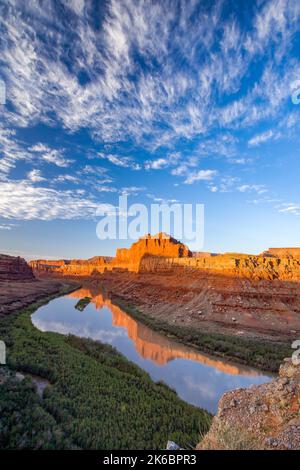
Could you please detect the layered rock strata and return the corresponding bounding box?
[0,254,34,281]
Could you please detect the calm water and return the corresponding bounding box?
[31,286,272,413]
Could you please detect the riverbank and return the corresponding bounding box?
[0,286,211,449]
[0,278,80,316]
[111,295,291,373]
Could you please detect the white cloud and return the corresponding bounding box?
[278,203,300,216]
[1,0,297,151]
[0,180,101,220]
[145,158,169,170]
[248,130,274,146]
[27,169,46,182]
[184,170,217,185]
[0,223,17,231]
[238,184,267,194]
[55,174,80,183]
[210,186,218,193]
[120,186,145,196]
[30,143,72,167]
[99,153,141,170]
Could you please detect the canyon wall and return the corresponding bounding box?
[30,256,112,276]
[138,254,300,280]
[0,254,35,281]
[29,234,300,281]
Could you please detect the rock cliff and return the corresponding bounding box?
[199,358,300,450]
[262,248,300,259]
[29,235,300,281]
[0,254,34,281]
[115,233,192,263]
[30,256,112,276]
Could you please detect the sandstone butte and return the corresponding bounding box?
[29,232,300,281]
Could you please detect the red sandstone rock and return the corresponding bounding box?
[262,248,300,259]
[115,232,192,263]
[29,234,300,281]
[0,254,34,281]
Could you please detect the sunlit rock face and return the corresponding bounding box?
[0,254,34,281]
[29,256,112,276]
[115,232,192,263]
[29,233,192,275]
[29,234,300,281]
[262,248,300,259]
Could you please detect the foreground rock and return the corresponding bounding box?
[199,358,300,450]
[0,254,34,281]
[0,253,79,315]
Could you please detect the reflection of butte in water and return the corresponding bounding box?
[69,287,260,376]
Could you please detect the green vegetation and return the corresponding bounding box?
[0,369,76,449]
[74,296,91,311]
[113,298,291,373]
[0,289,211,450]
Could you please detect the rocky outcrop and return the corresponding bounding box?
[115,232,191,263]
[138,254,300,280]
[0,254,34,281]
[262,248,300,259]
[30,233,192,275]
[199,358,300,450]
[29,235,300,281]
[30,256,112,276]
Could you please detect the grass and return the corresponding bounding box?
[0,286,211,450]
[112,297,291,373]
[199,422,263,450]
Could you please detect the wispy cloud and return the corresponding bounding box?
[278,203,300,216]
[99,153,141,170]
[238,184,267,195]
[0,0,299,228]
[0,223,17,231]
[248,130,279,147]
[30,144,73,167]
[184,170,217,185]
[0,180,101,220]
[27,169,46,182]
[1,0,298,152]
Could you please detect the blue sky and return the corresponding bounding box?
[0,0,300,259]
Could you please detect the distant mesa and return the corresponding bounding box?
[28,234,300,281]
[29,232,193,275]
[261,248,300,259]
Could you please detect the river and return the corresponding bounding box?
[31,286,272,413]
